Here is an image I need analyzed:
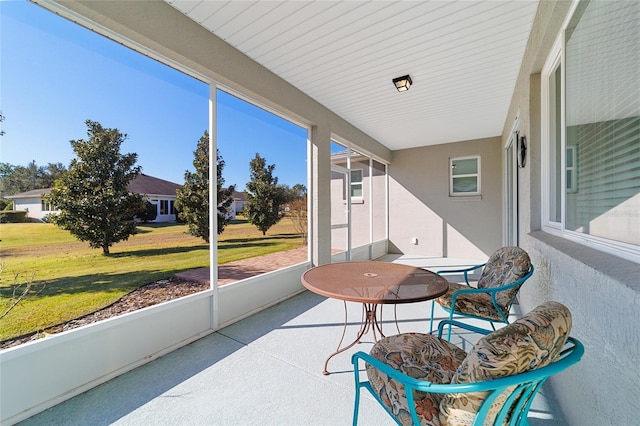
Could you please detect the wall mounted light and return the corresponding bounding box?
[517,134,527,168]
[392,75,412,92]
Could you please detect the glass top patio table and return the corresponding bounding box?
[301,261,449,304]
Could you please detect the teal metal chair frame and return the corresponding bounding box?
[430,265,534,340]
[352,320,583,426]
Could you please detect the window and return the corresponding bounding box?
[169,200,176,215]
[350,169,363,199]
[160,200,169,215]
[450,156,480,196]
[542,0,639,261]
[41,200,55,212]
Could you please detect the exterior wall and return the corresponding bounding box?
[349,159,372,248]
[329,169,349,252]
[13,195,178,223]
[371,160,387,243]
[234,200,246,214]
[388,137,503,259]
[502,1,640,424]
[13,198,50,220]
[329,158,387,252]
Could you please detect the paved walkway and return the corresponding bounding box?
[174,246,309,285]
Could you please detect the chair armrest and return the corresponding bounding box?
[449,265,534,318]
[437,263,486,287]
[436,263,485,274]
[436,319,493,339]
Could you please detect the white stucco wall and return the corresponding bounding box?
[12,198,51,221]
[502,1,640,423]
[329,157,385,251]
[388,137,503,259]
[520,233,640,424]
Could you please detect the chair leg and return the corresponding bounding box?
[352,387,360,426]
[429,300,436,333]
[353,366,362,426]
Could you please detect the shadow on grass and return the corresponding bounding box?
[109,245,209,258]
[135,222,186,234]
[220,233,300,244]
[0,268,200,301]
[217,241,279,251]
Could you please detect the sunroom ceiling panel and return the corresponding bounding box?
[166,0,539,151]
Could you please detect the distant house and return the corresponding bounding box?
[127,174,181,222]
[5,174,182,223]
[231,190,247,216]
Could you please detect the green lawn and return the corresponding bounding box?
[0,218,304,341]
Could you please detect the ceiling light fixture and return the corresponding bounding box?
[392,75,412,92]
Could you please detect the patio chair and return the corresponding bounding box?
[430,246,534,341]
[352,301,583,426]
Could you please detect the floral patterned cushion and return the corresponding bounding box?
[439,301,572,425]
[436,283,508,321]
[367,333,468,426]
[364,302,571,426]
[436,247,531,319]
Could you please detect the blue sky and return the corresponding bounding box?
[0,0,308,191]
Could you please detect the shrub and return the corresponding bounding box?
[136,201,158,223]
[41,213,57,223]
[0,211,28,223]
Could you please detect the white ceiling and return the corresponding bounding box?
[165,0,539,151]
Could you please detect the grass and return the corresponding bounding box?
[0,218,305,341]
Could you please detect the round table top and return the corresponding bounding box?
[301,261,449,304]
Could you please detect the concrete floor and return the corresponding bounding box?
[20,256,568,426]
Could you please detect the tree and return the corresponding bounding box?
[0,161,67,198]
[283,184,308,244]
[48,120,143,255]
[175,131,235,243]
[244,153,286,235]
[281,183,307,203]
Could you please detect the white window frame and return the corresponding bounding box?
[541,37,564,232]
[540,1,639,263]
[449,155,481,196]
[41,199,55,212]
[566,145,577,193]
[350,169,363,200]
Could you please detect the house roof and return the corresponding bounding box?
[231,190,247,202]
[5,188,52,199]
[127,174,181,197]
[5,174,181,199]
